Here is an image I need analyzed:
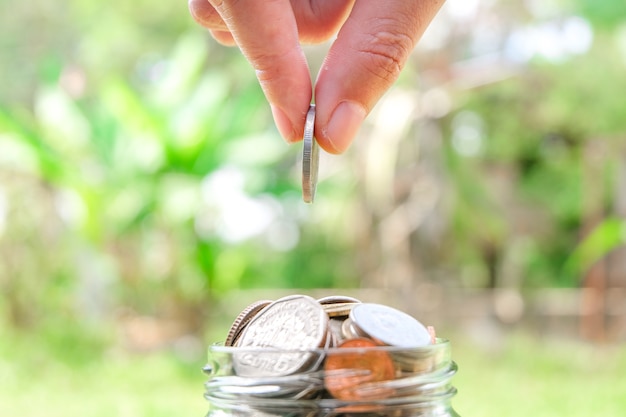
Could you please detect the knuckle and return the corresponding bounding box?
[255,65,282,85]
[247,45,303,85]
[208,0,244,16]
[355,20,416,83]
[252,52,290,84]
[189,0,227,29]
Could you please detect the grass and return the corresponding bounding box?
[0,328,206,417]
[452,332,626,417]
[1,327,624,417]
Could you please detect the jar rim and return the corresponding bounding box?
[209,338,450,354]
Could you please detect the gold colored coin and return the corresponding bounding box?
[322,302,360,318]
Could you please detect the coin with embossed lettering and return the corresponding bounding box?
[233,295,329,377]
[225,299,272,347]
[349,303,432,347]
[324,337,395,401]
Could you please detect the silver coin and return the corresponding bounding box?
[302,104,319,203]
[349,303,432,347]
[225,299,272,347]
[340,317,367,340]
[327,318,344,347]
[234,295,329,377]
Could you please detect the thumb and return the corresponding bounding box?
[314,0,444,154]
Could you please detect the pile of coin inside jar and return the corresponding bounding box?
[204,294,458,416]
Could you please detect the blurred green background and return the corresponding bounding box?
[1,0,626,416]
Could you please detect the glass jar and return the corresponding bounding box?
[203,338,460,417]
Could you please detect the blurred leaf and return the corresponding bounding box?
[0,108,64,179]
[563,217,626,277]
[574,0,626,29]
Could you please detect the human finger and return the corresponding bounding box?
[290,0,354,44]
[207,0,312,143]
[188,0,227,31]
[314,0,445,154]
[187,0,236,45]
[190,0,354,44]
[191,0,355,141]
[210,30,236,46]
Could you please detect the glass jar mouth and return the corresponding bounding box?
[208,338,451,355]
[204,338,457,413]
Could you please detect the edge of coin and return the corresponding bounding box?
[302,103,317,203]
[225,299,273,347]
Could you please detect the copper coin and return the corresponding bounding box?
[428,325,437,344]
[324,338,395,401]
[225,299,272,347]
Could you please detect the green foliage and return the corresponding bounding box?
[1,1,625,413]
[1,0,626,398]
[0,0,369,343]
[574,0,626,30]
[438,29,626,287]
[2,0,626,333]
[564,217,626,276]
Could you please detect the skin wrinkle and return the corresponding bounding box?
[294,0,354,44]
[192,0,356,46]
[304,0,318,21]
[231,24,301,80]
[356,29,414,85]
[188,0,223,29]
[190,0,447,151]
[249,34,306,82]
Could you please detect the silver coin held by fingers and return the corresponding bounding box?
[302,104,319,203]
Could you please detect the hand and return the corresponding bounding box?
[189,0,444,154]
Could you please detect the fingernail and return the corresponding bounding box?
[271,105,296,143]
[325,101,367,153]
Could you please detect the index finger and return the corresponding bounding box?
[208,0,312,142]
